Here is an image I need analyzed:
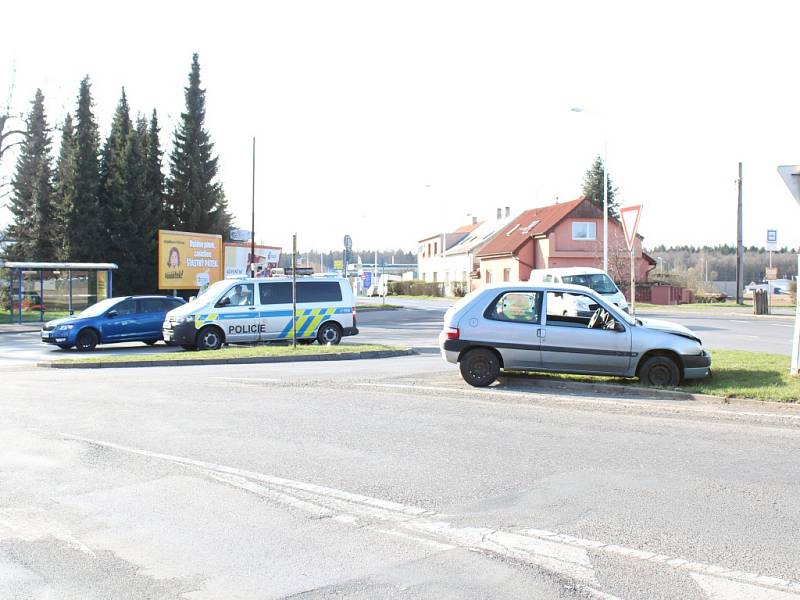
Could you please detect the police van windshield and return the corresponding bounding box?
[562,274,618,295]
[188,280,232,307]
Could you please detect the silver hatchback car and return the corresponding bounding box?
[439,283,711,387]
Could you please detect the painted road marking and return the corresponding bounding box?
[59,434,800,599]
[354,383,800,424]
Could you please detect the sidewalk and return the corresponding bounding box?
[0,323,41,334]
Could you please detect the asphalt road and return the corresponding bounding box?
[0,300,792,367]
[2,356,800,599]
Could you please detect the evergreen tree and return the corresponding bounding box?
[581,155,619,218]
[53,113,77,261]
[101,90,135,289]
[144,109,165,229]
[7,89,55,260]
[166,53,232,236]
[117,127,147,293]
[69,76,103,261]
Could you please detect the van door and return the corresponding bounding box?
[259,281,293,340]
[295,281,345,339]
[212,283,260,343]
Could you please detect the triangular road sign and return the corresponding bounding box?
[777,165,800,205]
[619,204,642,252]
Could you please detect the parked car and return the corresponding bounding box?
[439,282,710,387]
[529,267,629,314]
[163,277,358,350]
[41,295,186,351]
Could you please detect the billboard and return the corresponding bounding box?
[224,243,282,278]
[158,230,223,290]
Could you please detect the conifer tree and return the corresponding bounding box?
[166,54,231,235]
[117,127,147,293]
[53,113,77,260]
[144,109,165,229]
[7,89,55,260]
[581,155,619,218]
[70,77,103,261]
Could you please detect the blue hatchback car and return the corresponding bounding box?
[41,295,186,351]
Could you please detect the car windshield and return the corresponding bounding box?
[562,273,618,295]
[188,280,234,308]
[78,297,121,318]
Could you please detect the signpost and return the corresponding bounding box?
[343,235,352,279]
[777,165,800,375]
[619,204,643,316]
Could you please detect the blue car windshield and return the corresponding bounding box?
[78,298,121,318]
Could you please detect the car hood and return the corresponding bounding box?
[167,301,209,318]
[637,317,702,343]
[44,315,88,328]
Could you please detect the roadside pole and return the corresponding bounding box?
[777,166,800,375]
[619,204,643,318]
[291,233,297,349]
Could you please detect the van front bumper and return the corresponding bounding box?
[162,321,197,345]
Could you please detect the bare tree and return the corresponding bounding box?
[0,66,27,200]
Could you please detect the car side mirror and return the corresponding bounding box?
[106,310,118,318]
[217,297,231,307]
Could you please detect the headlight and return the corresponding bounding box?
[174,315,195,324]
[57,324,74,331]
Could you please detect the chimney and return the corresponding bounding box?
[472,216,478,225]
[496,208,502,220]
[505,206,510,217]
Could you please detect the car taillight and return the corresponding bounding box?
[445,327,459,340]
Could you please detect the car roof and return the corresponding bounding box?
[481,281,598,295]
[531,267,607,276]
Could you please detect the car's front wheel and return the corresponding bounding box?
[196,326,223,351]
[459,348,501,387]
[639,355,681,387]
[76,329,98,352]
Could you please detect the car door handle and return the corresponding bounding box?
[248,307,256,311]
[537,329,544,339]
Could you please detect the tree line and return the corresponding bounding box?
[3,54,232,295]
[645,245,798,283]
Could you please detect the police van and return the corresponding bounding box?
[162,277,358,350]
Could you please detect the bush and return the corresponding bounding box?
[389,280,446,297]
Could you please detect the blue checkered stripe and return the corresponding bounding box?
[195,306,351,338]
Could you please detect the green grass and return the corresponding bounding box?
[356,304,402,311]
[0,309,71,323]
[51,343,403,364]
[388,294,454,301]
[510,350,799,402]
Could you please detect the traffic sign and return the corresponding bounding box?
[230,228,252,242]
[767,229,778,252]
[619,204,642,252]
[778,165,800,205]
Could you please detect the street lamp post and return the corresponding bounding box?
[571,107,608,273]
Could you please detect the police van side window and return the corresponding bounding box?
[217,284,255,307]
[297,282,342,303]
[259,282,292,304]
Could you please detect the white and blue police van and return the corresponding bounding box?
[162,277,358,350]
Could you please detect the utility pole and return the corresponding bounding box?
[250,136,256,277]
[291,233,297,348]
[736,162,744,304]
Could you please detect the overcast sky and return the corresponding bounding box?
[2,1,800,253]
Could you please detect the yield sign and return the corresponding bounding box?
[619,204,642,252]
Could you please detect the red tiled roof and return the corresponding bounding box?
[453,221,484,234]
[476,197,586,258]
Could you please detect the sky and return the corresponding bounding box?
[2,0,800,254]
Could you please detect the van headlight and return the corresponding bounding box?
[173,315,195,324]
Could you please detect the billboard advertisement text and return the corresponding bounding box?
[158,230,223,290]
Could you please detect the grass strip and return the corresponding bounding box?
[513,350,799,402]
[52,343,402,365]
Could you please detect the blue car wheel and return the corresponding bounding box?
[76,329,99,352]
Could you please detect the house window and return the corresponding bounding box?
[503,268,510,282]
[572,222,596,241]
[485,270,492,284]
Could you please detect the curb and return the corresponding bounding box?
[499,373,797,407]
[0,326,41,335]
[37,348,416,369]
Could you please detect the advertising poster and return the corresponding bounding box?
[224,243,282,278]
[158,230,223,290]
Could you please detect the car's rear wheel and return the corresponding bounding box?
[317,322,342,345]
[639,355,681,387]
[196,326,223,351]
[459,348,501,387]
[76,329,98,352]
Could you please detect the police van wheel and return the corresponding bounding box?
[196,326,223,351]
[317,323,342,345]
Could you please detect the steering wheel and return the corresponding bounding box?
[588,308,605,329]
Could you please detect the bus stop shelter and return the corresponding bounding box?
[3,262,118,324]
